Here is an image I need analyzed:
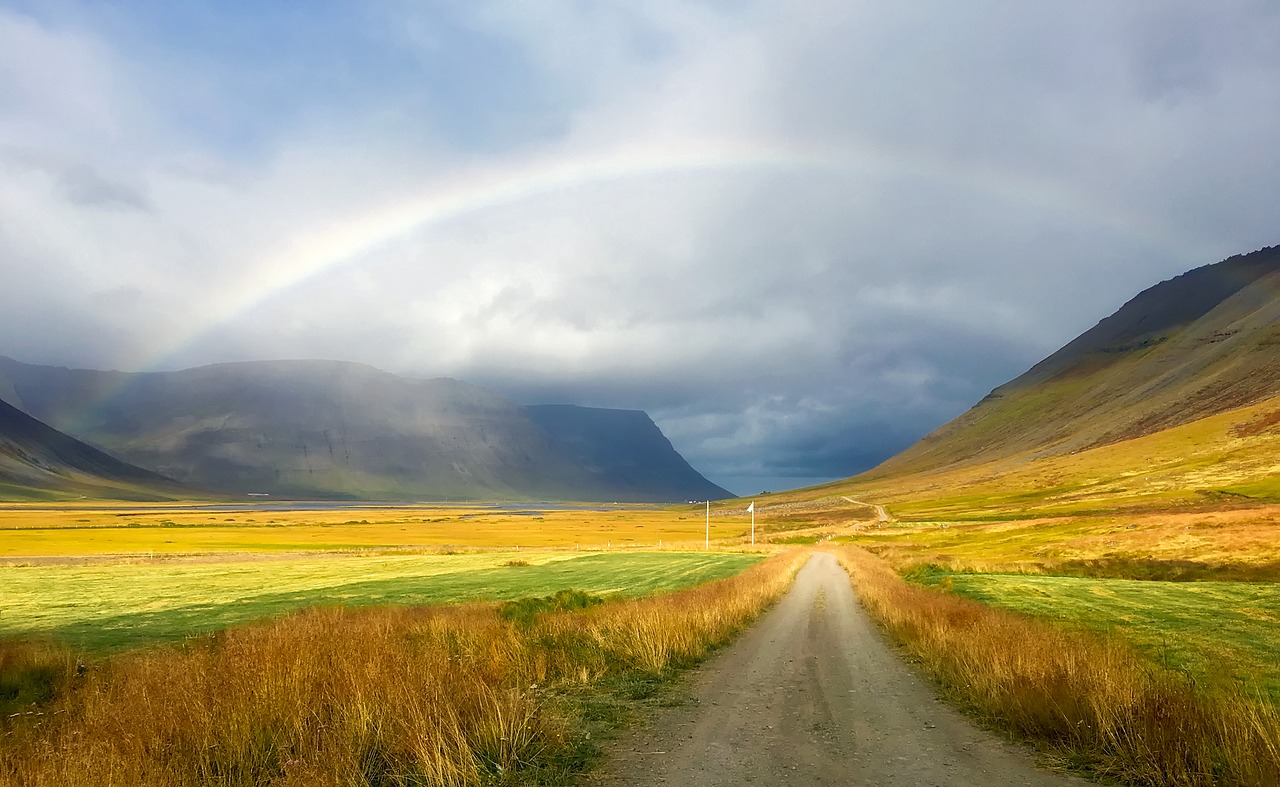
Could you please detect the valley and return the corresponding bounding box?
[3,247,1280,785]
[716,248,1280,783]
[0,501,763,650]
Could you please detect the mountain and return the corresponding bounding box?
[526,404,726,502]
[0,397,184,501]
[0,358,730,502]
[751,244,1280,521]
[870,245,1280,479]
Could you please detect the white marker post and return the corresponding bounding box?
[705,500,710,551]
[747,501,755,545]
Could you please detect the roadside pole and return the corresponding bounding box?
[705,500,710,550]
[748,501,755,545]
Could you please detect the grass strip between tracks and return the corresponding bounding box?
[836,546,1280,787]
[0,551,804,786]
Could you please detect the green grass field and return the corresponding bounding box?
[0,550,762,651]
[916,571,1280,697]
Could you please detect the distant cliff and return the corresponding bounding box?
[526,404,731,502]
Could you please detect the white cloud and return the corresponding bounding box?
[1,2,1279,489]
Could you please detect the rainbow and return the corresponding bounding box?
[138,135,1203,373]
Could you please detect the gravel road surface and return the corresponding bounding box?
[589,552,1087,786]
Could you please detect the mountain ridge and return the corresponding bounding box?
[0,357,730,502]
[749,244,1280,522]
[869,245,1280,479]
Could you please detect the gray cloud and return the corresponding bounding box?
[1,2,1279,493]
[1,148,150,210]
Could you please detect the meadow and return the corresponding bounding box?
[0,551,804,786]
[838,546,1280,786]
[0,497,795,785]
[914,571,1280,697]
[0,550,763,651]
[839,505,1280,575]
[0,500,764,650]
[0,502,752,556]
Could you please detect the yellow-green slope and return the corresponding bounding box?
[761,246,1280,518]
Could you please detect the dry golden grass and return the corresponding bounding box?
[837,546,1280,786]
[752,393,1280,523]
[845,504,1280,576]
[0,504,756,557]
[0,551,803,786]
[0,551,765,652]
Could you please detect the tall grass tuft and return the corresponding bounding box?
[0,552,801,786]
[837,546,1280,786]
[0,640,75,718]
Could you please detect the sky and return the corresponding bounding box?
[1,2,1278,495]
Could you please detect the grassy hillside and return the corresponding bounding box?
[737,246,1280,525]
[875,245,1280,478]
[846,391,1280,520]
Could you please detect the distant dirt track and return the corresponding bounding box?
[843,496,892,522]
[589,553,1085,786]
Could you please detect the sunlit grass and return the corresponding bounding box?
[838,546,1280,786]
[837,504,1280,573]
[908,570,1280,697]
[0,503,755,556]
[749,394,1280,523]
[0,551,763,651]
[0,552,804,786]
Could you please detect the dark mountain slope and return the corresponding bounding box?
[527,404,730,502]
[870,245,1280,477]
[0,398,183,501]
[1009,246,1280,387]
[0,358,728,502]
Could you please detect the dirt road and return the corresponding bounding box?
[589,553,1085,786]
[842,496,892,522]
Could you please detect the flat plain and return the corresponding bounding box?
[0,550,764,650]
[0,502,765,650]
[0,503,751,555]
